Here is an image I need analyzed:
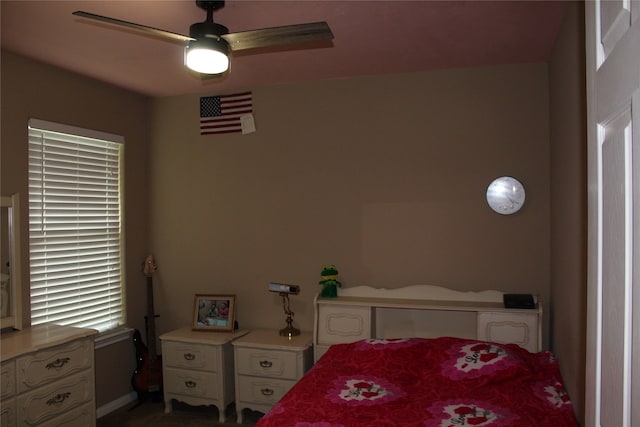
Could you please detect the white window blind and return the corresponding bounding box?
[28,118,126,332]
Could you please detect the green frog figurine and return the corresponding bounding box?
[319,264,342,297]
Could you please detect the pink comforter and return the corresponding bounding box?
[256,337,579,427]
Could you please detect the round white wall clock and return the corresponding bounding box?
[486,176,526,215]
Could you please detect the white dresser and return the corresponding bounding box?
[232,329,313,424]
[0,324,98,427]
[159,327,248,423]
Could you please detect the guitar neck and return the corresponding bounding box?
[146,275,158,359]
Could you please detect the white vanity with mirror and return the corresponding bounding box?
[1,194,99,426]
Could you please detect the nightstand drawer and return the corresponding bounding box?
[237,375,296,405]
[232,330,313,424]
[16,339,93,393]
[165,367,220,399]
[235,348,298,379]
[160,328,248,423]
[163,341,219,371]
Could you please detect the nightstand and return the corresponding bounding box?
[232,329,313,423]
[159,327,248,423]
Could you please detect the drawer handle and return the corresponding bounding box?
[47,392,71,406]
[185,380,197,388]
[261,388,274,396]
[183,353,195,361]
[259,360,273,368]
[46,357,70,370]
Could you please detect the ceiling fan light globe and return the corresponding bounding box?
[185,44,229,74]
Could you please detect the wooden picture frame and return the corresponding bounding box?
[192,294,236,332]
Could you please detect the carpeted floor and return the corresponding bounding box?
[97,399,263,427]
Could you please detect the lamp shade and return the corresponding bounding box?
[185,37,229,74]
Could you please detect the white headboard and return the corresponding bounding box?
[313,285,542,362]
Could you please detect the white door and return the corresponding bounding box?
[585,1,640,426]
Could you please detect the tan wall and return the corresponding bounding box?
[1,51,150,407]
[2,45,587,416]
[548,2,587,424]
[149,63,552,346]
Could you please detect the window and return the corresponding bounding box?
[28,119,125,332]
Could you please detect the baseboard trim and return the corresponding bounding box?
[96,392,138,418]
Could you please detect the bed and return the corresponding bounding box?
[255,285,579,427]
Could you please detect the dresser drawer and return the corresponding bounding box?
[235,348,300,380]
[16,371,94,426]
[162,341,219,371]
[16,339,93,393]
[1,359,16,399]
[164,367,220,399]
[37,402,94,427]
[0,397,16,427]
[237,375,296,405]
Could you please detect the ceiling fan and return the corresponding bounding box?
[72,0,334,75]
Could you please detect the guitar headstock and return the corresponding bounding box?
[143,255,157,277]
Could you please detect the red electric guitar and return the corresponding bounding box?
[131,255,163,396]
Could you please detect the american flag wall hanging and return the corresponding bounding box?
[200,92,255,135]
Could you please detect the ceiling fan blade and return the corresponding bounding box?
[222,21,333,52]
[72,11,194,43]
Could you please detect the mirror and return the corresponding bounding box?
[1,193,22,330]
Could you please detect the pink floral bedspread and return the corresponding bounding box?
[255,337,579,427]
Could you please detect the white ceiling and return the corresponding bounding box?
[0,0,568,98]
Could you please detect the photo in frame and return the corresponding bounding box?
[192,294,236,332]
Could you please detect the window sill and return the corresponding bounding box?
[94,327,133,350]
